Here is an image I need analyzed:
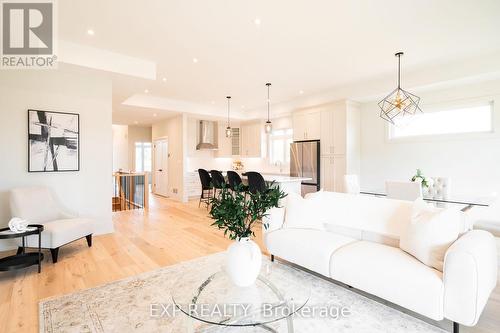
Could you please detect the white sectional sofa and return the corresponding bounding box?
[263,191,498,332]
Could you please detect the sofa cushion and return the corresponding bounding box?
[283,192,325,230]
[330,241,444,321]
[303,191,413,240]
[400,199,462,271]
[265,228,356,276]
[18,218,94,248]
[323,224,399,248]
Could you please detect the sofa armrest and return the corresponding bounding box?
[262,207,285,235]
[443,230,498,326]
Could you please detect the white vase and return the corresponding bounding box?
[225,237,262,287]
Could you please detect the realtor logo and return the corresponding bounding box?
[1,0,57,68]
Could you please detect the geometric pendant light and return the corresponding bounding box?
[378,52,422,124]
[225,96,232,138]
[264,82,272,133]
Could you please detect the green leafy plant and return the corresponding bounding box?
[209,183,287,241]
[411,168,430,188]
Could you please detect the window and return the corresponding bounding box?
[135,142,152,172]
[389,102,493,139]
[269,129,293,165]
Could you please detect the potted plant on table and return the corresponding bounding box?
[209,183,286,287]
[411,168,433,189]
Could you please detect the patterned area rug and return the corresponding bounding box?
[40,252,445,332]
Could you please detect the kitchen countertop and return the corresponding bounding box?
[188,170,311,183]
[259,174,312,183]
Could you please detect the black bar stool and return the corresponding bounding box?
[245,171,268,194]
[197,169,213,209]
[227,171,249,192]
[210,170,226,198]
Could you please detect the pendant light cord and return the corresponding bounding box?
[397,53,401,89]
[266,83,271,122]
[226,96,231,126]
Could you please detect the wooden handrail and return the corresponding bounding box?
[112,172,149,211]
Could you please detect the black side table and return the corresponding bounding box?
[0,224,44,273]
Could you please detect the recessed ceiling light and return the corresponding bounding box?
[162,77,167,82]
[192,58,199,63]
[134,121,138,124]
[87,29,95,36]
[241,105,246,109]
[153,113,157,117]
[299,90,304,95]
[254,18,261,26]
[211,101,215,105]
[144,89,149,93]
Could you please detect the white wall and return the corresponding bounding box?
[360,79,500,197]
[112,124,129,171]
[0,66,114,251]
[152,115,185,201]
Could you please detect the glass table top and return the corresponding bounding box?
[171,262,310,330]
[360,189,494,208]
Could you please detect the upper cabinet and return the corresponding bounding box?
[240,121,262,157]
[320,104,347,156]
[292,110,321,141]
[216,121,232,157]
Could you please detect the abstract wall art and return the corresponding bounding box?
[28,109,80,172]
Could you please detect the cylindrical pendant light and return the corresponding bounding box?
[264,83,272,134]
[225,96,232,138]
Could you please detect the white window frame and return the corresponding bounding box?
[135,142,152,172]
[386,99,496,143]
[268,128,293,167]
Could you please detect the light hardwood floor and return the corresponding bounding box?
[0,194,498,333]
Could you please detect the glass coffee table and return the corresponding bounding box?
[172,261,310,332]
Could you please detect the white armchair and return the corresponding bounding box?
[9,186,94,263]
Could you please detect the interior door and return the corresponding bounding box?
[154,139,169,197]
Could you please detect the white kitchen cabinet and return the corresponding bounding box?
[292,113,306,141]
[240,122,262,157]
[293,111,320,141]
[320,106,347,156]
[216,121,232,157]
[306,111,321,140]
[184,172,202,198]
[320,155,346,192]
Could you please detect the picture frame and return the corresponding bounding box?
[28,109,80,172]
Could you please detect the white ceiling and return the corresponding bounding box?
[58,0,500,125]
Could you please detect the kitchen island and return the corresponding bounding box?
[185,171,312,199]
[254,174,312,196]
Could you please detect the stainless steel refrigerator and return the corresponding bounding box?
[290,140,320,196]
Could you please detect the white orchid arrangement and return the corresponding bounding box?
[411,169,433,189]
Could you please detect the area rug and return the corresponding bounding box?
[39,252,445,332]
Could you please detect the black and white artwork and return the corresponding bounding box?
[28,109,79,172]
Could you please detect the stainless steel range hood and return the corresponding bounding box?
[196,120,218,150]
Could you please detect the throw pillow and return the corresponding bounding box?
[284,192,325,230]
[399,198,462,271]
